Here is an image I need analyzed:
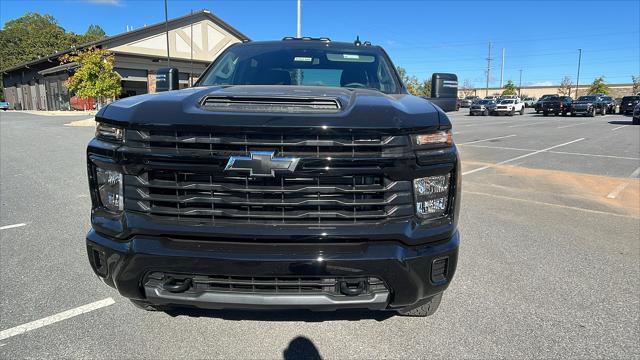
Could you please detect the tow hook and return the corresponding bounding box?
[339,279,366,296]
[162,277,192,293]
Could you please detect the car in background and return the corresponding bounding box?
[522,97,537,107]
[456,98,461,111]
[469,99,497,116]
[571,95,607,116]
[542,95,572,116]
[0,101,9,111]
[460,96,480,108]
[599,96,616,114]
[494,98,525,116]
[484,95,499,102]
[633,103,640,125]
[619,96,640,115]
[534,94,558,113]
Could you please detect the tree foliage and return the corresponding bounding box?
[61,47,121,100]
[558,76,572,96]
[501,80,517,95]
[587,76,609,95]
[81,25,107,43]
[632,75,640,94]
[460,79,475,97]
[397,67,431,97]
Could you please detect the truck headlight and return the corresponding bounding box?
[412,131,452,148]
[95,167,123,211]
[413,174,450,219]
[96,122,124,142]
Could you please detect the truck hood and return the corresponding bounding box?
[100,85,447,134]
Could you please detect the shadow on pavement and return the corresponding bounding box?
[283,336,322,360]
[608,120,636,125]
[163,307,395,322]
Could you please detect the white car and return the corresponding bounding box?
[493,99,525,116]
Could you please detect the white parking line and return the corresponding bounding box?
[460,144,640,161]
[0,223,26,231]
[611,125,628,131]
[0,298,115,341]
[607,166,640,199]
[508,122,543,128]
[462,138,585,175]
[457,134,516,145]
[557,122,588,129]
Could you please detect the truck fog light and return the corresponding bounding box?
[414,174,450,219]
[96,167,123,211]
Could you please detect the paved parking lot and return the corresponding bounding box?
[1,109,638,359]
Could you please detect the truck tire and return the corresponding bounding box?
[397,293,443,317]
[562,110,567,116]
[601,107,606,116]
[129,299,171,312]
[519,108,524,115]
[589,108,596,117]
[510,109,515,116]
[469,112,474,116]
[543,111,548,116]
[632,117,639,125]
[483,109,489,116]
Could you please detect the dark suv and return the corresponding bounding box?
[85,39,461,317]
[619,96,640,115]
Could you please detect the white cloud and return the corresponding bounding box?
[85,0,122,5]
[527,81,554,87]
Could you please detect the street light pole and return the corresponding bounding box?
[575,49,582,98]
[164,0,170,66]
[296,0,301,37]
[518,69,522,97]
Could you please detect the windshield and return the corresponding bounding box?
[478,100,493,104]
[500,100,515,104]
[578,96,596,101]
[465,96,477,100]
[197,44,399,93]
[622,96,640,101]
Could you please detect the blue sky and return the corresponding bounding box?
[1,0,639,87]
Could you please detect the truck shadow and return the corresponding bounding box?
[162,307,394,322]
[283,336,322,360]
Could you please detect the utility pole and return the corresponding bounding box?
[296,0,301,37]
[518,69,523,97]
[574,49,582,98]
[485,41,492,97]
[500,48,505,88]
[164,0,170,66]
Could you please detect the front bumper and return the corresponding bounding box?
[86,229,459,311]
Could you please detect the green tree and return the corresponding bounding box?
[397,67,431,97]
[61,47,121,104]
[587,76,609,95]
[632,75,640,94]
[501,80,517,95]
[82,25,106,43]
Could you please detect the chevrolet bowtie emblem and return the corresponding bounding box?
[224,151,300,177]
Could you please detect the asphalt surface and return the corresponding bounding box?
[1,109,638,359]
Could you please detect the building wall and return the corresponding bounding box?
[460,84,637,99]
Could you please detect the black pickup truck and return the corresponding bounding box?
[619,96,639,115]
[542,95,572,116]
[534,94,558,114]
[571,95,607,116]
[85,38,461,317]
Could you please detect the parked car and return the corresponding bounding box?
[633,103,640,124]
[484,95,499,102]
[599,96,616,114]
[494,98,525,116]
[542,95,572,116]
[469,99,496,116]
[0,101,9,111]
[460,96,480,108]
[70,96,96,111]
[456,98,461,111]
[571,95,607,116]
[619,96,640,115]
[522,97,537,107]
[84,38,462,317]
[534,94,558,113]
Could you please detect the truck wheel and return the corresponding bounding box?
[589,108,595,117]
[483,109,489,116]
[536,109,540,114]
[632,118,639,125]
[601,107,607,116]
[129,299,171,312]
[397,293,443,317]
[543,111,548,116]
[562,111,567,116]
[469,112,474,116]
[519,108,524,115]
[510,109,515,116]
[571,112,576,117]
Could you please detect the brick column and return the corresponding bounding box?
[148,70,156,94]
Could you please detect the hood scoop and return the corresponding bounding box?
[200,96,342,113]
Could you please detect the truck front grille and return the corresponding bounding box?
[125,170,413,225]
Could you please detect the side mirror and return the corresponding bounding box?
[156,67,179,92]
[428,73,458,112]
